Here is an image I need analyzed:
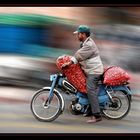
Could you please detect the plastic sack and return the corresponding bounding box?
[56,55,87,93]
[103,66,130,86]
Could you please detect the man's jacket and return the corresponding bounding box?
[71,37,104,75]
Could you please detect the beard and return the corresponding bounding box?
[78,37,84,42]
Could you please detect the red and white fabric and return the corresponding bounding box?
[56,55,87,93]
[103,66,130,86]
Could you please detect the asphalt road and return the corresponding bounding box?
[0,86,140,134]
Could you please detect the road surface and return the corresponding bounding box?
[0,86,140,133]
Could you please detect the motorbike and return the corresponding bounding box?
[30,66,132,122]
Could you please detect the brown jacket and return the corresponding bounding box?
[71,37,104,75]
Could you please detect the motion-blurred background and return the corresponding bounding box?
[0,7,139,95]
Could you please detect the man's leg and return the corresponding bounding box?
[86,74,102,122]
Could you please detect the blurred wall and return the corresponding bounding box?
[0,7,139,92]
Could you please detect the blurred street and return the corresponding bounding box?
[0,86,140,133]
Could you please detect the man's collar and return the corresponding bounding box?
[82,36,90,46]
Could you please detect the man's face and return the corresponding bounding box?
[77,32,85,42]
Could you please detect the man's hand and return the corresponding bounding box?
[61,61,73,68]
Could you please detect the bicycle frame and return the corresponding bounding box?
[47,73,132,108]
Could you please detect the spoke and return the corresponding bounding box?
[48,105,59,108]
[103,91,129,119]
[31,90,61,120]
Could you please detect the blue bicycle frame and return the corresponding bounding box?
[47,73,132,108]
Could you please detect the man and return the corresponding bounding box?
[63,25,104,123]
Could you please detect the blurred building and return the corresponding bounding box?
[0,7,139,91]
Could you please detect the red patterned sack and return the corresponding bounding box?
[103,66,130,86]
[56,55,87,93]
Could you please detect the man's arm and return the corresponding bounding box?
[71,56,78,64]
[73,42,97,63]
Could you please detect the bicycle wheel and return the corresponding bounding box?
[31,88,64,122]
[102,90,131,120]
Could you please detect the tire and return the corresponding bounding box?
[102,90,131,120]
[30,88,64,122]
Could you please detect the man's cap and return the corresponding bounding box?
[73,25,90,34]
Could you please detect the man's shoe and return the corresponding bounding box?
[86,116,102,123]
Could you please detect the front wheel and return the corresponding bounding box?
[102,90,131,120]
[30,88,64,122]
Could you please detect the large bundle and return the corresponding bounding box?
[103,66,130,86]
[56,55,87,93]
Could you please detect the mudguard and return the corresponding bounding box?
[111,85,132,101]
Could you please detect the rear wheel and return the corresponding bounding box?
[102,90,131,120]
